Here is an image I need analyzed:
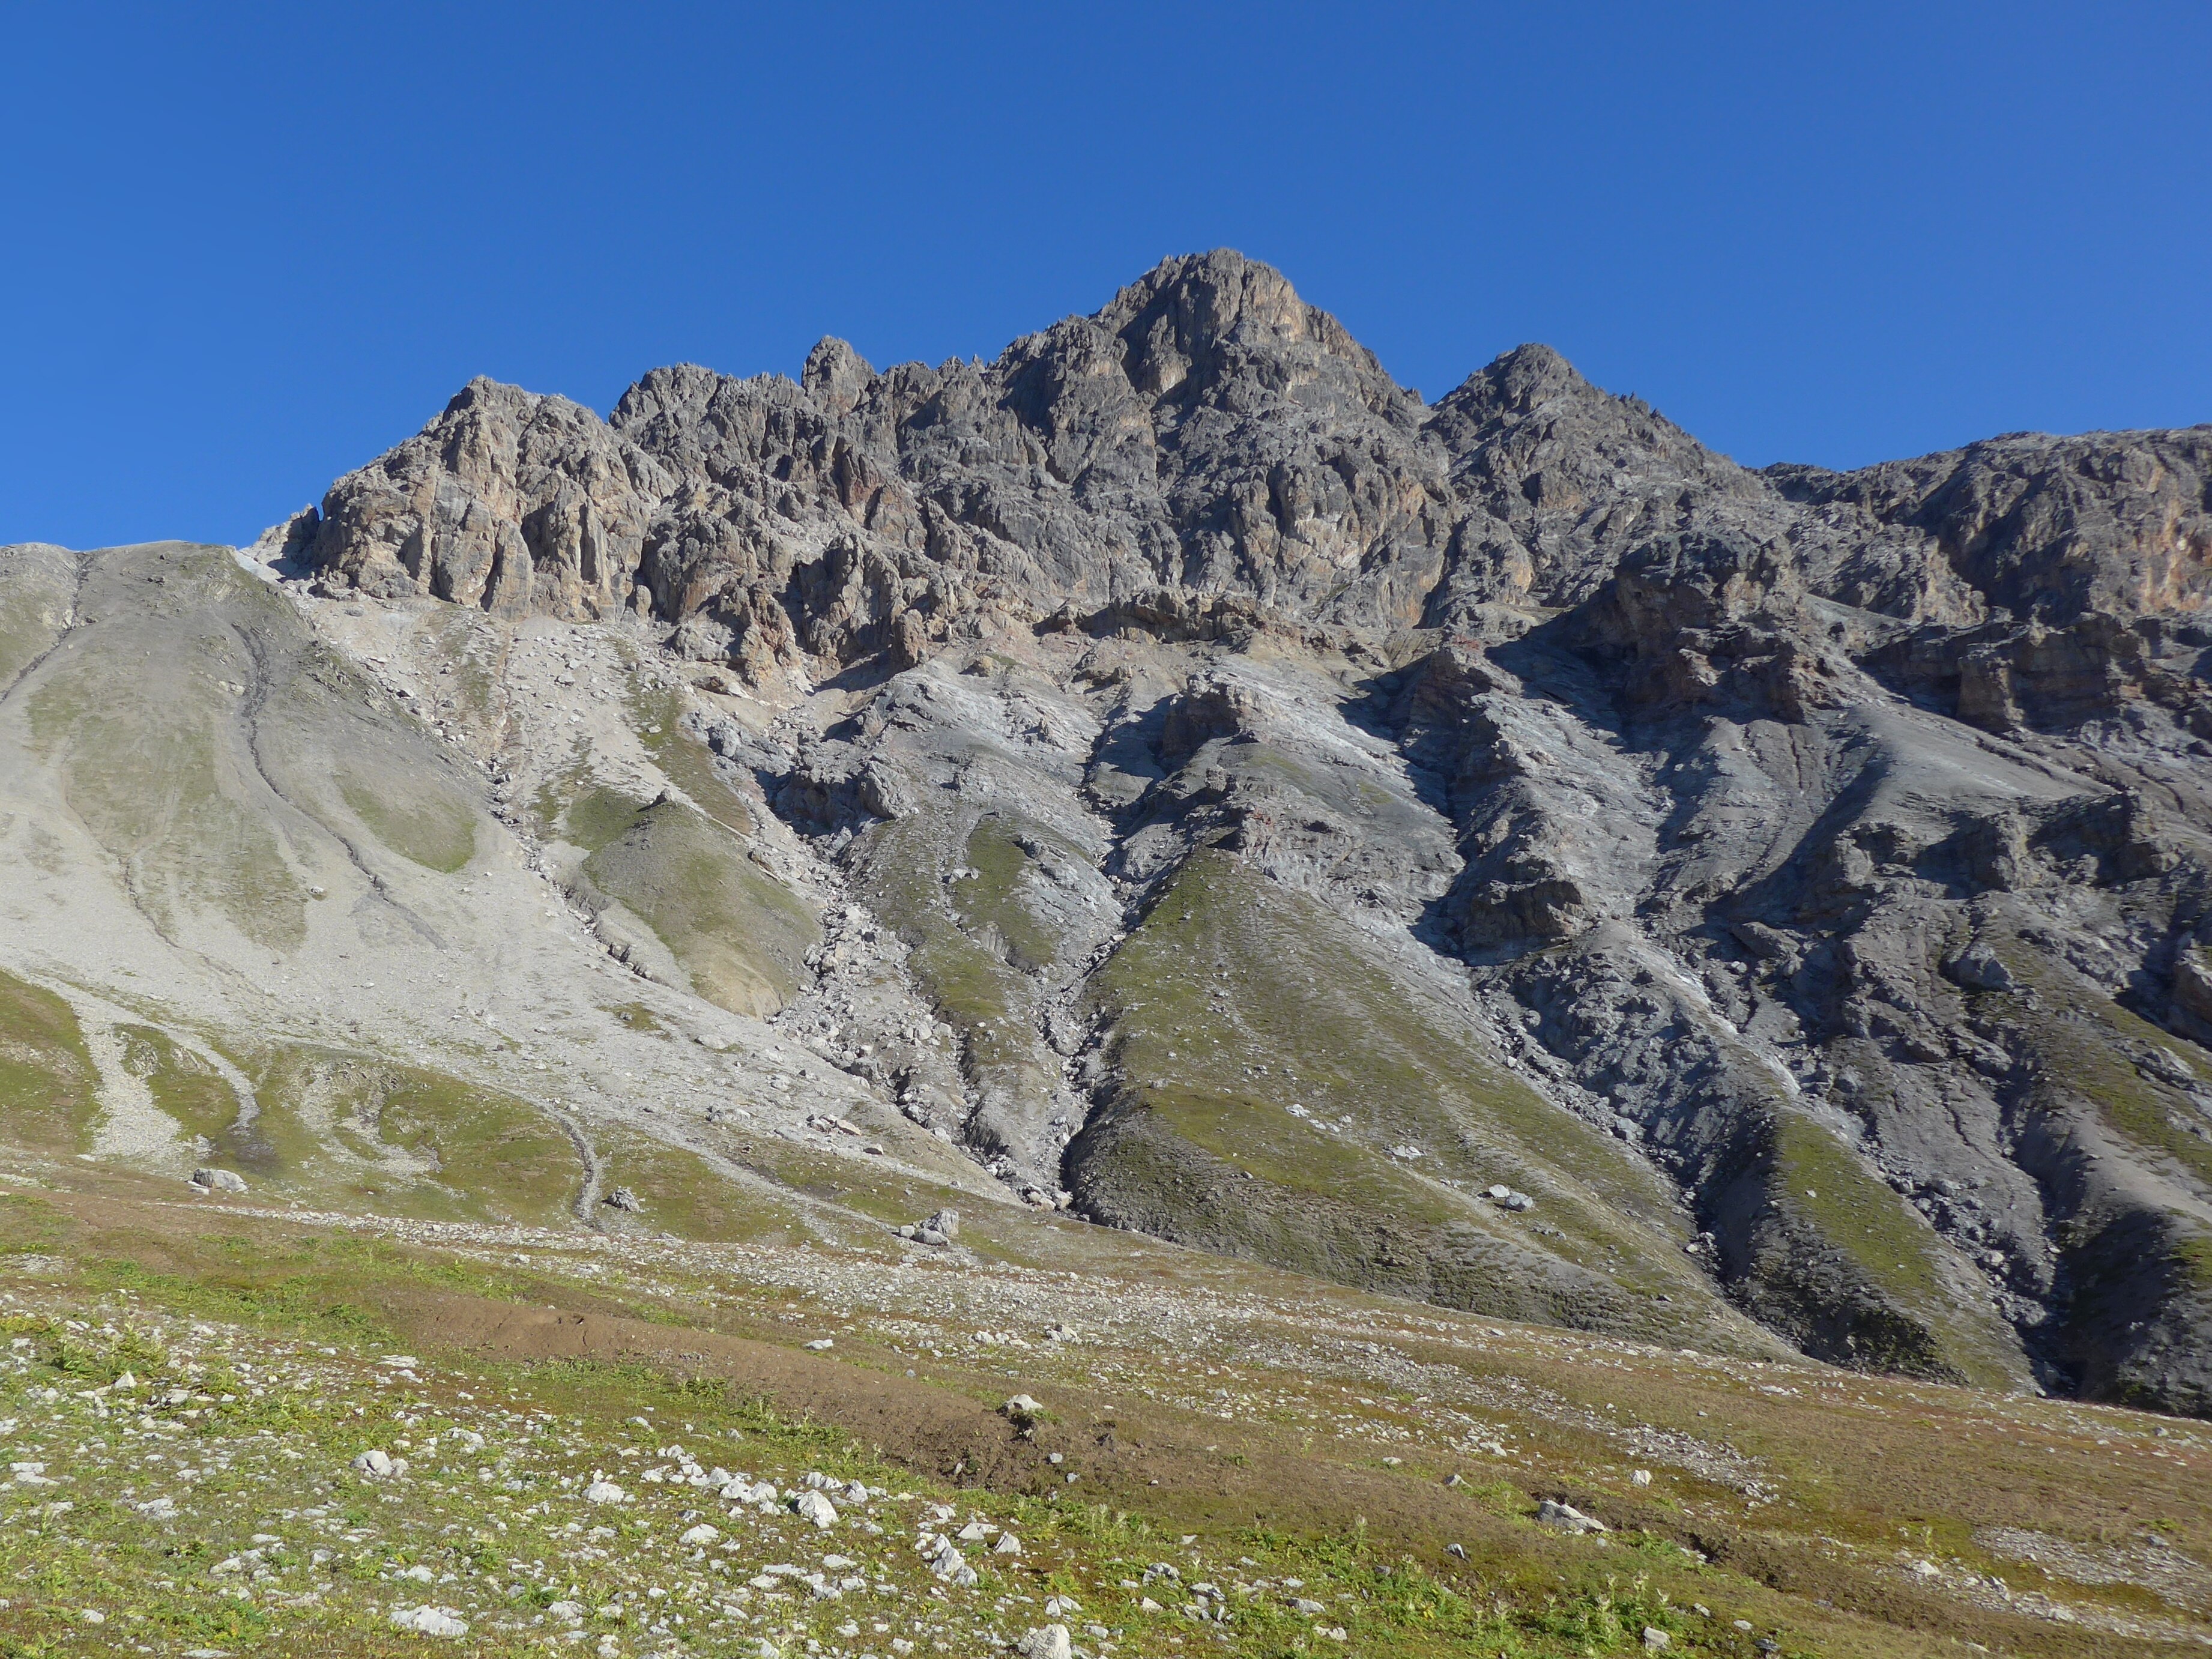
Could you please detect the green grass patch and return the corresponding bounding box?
[339,774,476,872]
[1770,1115,1944,1305]
[581,800,819,1017]
[626,677,755,836]
[0,1192,70,1255]
[1085,851,1683,1248]
[119,1025,242,1144]
[244,1047,584,1226]
[563,783,648,853]
[0,967,98,1154]
[854,809,1059,1089]
[595,1131,803,1244]
[952,816,1069,971]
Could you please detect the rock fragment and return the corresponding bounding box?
[390,1606,468,1637]
[1535,1498,1607,1534]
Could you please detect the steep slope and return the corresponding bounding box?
[0,541,1011,1250]
[13,249,2212,1416]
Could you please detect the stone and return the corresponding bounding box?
[1642,1628,1670,1650]
[603,1186,644,1213]
[390,1606,469,1637]
[1535,1499,1607,1535]
[2171,950,2212,1036]
[928,1539,976,1586]
[583,1479,627,1504]
[1942,945,2015,993]
[791,1490,838,1528]
[1016,1625,1072,1659]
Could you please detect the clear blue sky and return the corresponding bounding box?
[4,2,2207,549]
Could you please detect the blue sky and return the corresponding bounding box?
[3,2,2206,549]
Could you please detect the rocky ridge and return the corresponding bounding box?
[22,250,2212,1417]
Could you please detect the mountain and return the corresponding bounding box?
[7,250,2212,1424]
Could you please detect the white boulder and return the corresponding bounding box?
[390,1605,468,1637]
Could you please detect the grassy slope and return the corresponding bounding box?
[234,1047,587,1228]
[119,1025,241,1145]
[1070,851,1750,1345]
[853,808,1071,1119]
[1980,927,2212,1403]
[539,669,819,1021]
[0,967,99,1154]
[0,1173,2201,1658]
[339,778,476,873]
[1727,1101,2027,1389]
[577,796,819,1018]
[625,677,757,837]
[23,548,309,950]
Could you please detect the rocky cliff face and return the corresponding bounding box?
[275,251,2212,1414]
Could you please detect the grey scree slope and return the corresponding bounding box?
[19,250,2212,1416]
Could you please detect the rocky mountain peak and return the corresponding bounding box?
[1090,249,1391,400]
[1438,340,1586,416]
[801,336,876,411]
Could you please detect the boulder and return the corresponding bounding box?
[390,1606,469,1638]
[1017,1628,1072,1659]
[1535,1498,1607,1535]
